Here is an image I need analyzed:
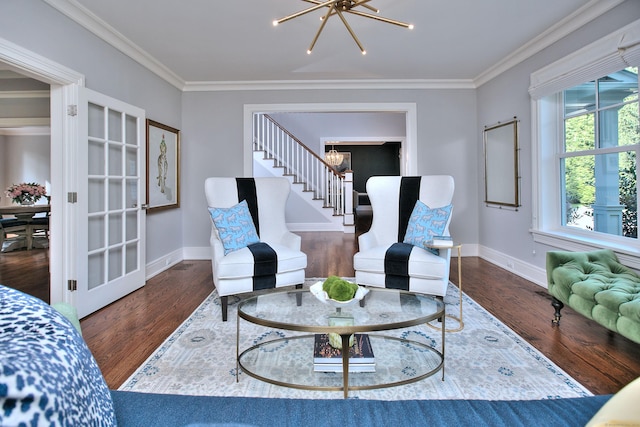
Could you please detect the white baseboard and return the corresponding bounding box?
[287,222,347,232]
[478,245,548,288]
[145,243,548,290]
[182,246,211,261]
[145,248,185,279]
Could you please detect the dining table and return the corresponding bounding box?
[0,204,51,251]
[0,204,50,221]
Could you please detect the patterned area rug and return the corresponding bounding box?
[119,279,591,400]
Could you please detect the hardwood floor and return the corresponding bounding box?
[3,232,639,395]
[0,247,49,303]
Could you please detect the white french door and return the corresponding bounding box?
[75,88,146,318]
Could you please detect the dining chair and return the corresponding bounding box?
[0,217,31,252]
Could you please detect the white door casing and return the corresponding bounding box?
[0,37,83,306]
[1,38,147,317]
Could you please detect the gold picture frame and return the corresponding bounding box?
[146,119,180,212]
[483,118,520,208]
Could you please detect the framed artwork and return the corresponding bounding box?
[146,119,180,212]
[483,118,520,208]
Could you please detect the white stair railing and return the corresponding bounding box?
[253,113,352,222]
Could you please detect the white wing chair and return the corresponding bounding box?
[204,177,307,320]
[353,176,455,298]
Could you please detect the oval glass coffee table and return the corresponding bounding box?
[236,287,445,398]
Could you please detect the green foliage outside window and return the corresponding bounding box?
[562,67,638,238]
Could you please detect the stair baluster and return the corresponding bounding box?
[253,113,352,225]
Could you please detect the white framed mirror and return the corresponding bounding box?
[483,118,520,208]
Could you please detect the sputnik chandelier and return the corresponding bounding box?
[273,0,414,55]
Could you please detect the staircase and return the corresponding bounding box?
[253,113,354,233]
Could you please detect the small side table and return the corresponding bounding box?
[425,243,463,332]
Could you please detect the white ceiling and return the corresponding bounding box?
[48,0,620,87]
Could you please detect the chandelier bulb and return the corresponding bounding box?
[273,20,279,26]
[408,24,414,30]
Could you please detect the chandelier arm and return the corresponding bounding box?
[345,9,412,28]
[335,8,366,54]
[278,0,411,53]
[308,5,335,53]
[303,0,378,14]
[352,0,378,13]
[275,0,335,25]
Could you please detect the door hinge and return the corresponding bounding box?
[67,104,78,116]
[68,192,77,203]
[67,279,77,292]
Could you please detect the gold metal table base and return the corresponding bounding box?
[427,244,463,333]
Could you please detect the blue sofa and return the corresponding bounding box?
[0,284,612,426]
[110,391,610,427]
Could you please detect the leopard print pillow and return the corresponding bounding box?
[0,285,116,426]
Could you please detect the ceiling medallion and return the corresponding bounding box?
[273,0,414,55]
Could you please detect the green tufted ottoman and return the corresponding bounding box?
[546,249,640,344]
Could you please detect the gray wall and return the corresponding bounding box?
[181,89,478,250]
[0,0,183,263]
[476,1,640,271]
[269,111,407,154]
[3,0,637,279]
[0,134,50,205]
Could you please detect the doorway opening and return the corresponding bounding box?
[0,66,52,302]
[0,37,84,305]
[245,104,416,232]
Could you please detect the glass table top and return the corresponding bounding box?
[237,286,445,333]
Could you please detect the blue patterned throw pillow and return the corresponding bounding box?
[403,200,453,249]
[208,200,260,255]
[0,285,116,426]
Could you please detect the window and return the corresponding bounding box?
[530,20,640,263]
[561,68,639,239]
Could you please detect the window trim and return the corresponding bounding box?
[530,19,640,269]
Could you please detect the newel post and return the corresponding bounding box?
[343,171,354,229]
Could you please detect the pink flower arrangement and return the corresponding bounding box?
[5,182,47,205]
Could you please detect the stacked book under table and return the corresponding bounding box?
[313,333,376,373]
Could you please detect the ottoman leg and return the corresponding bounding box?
[551,297,564,326]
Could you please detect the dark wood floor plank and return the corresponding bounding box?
[2,232,638,394]
[0,248,50,303]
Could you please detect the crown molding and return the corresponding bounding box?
[44,0,624,92]
[0,118,50,128]
[474,0,626,87]
[182,79,476,92]
[0,126,50,136]
[43,0,184,90]
[0,90,50,99]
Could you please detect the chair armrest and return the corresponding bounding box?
[437,247,451,260]
[280,231,302,250]
[358,231,378,251]
[209,227,225,261]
